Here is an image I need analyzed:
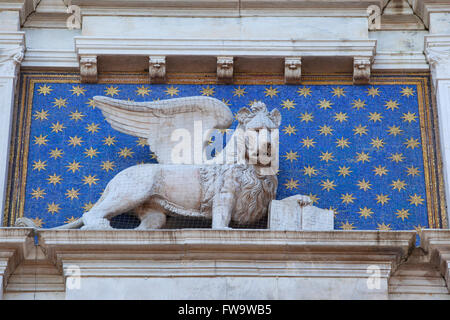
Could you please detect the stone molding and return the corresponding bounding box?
[0,0,39,25]
[425,35,450,87]
[410,0,450,29]
[421,229,450,292]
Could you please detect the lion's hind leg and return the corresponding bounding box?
[134,202,166,230]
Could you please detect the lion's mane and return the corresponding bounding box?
[199,164,277,223]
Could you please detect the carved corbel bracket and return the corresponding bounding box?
[284,57,302,84]
[217,56,233,84]
[425,47,450,89]
[149,56,166,83]
[79,55,98,83]
[0,46,24,77]
[353,56,372,85]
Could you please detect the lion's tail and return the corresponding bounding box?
[14,217,84,230]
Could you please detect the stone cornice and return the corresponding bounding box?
[74,37,377,58]
[424,35,450,85]
[64,0,387,17]
[0,228,34,289]
[0,0,39,25]
[421,229,450,290]
[409,0,450,28]
[38,229,415,278]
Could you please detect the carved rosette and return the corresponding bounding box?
[0,46,24,78]
[149,56,166,83]
[79,55,98,83]
[425,47,450,89]
[353,56,372,85]
[217,56,233,84]
[284,57,302,84]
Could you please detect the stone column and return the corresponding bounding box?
[425,35,450,226]
[0,33,25,226]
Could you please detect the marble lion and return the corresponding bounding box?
[16,96,281,230]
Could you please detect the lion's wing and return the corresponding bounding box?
[93,95,233,164]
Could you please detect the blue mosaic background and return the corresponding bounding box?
[23,82,428,231]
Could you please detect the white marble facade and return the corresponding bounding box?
[1,0,450,299]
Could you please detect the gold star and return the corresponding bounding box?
[377,223,391,231]
[385,100,400,111]
[165,86,179,97]
[136,137,148,147]
[367,87,380,97]
[37,84,52,96]
[357,178,372,191]
[368,112,383,122]
[247,99,259,107]
[351,99,366,110]
[317,99,333,110]
[70,85,86,96]
[373,165,388,176]
[65,188,80,200]
[297,86,312,98]
[358,207,374,219]
[284,178,299,190]
[389,153,405,163]
[391,179,407,192]
[32,160,47,171]
[83,174,99,187]
[340,221,356,230]
[338,166,352,177]
[356,151,370,163]
[387,125,403,136]
[47,173,62,186]
[47,202,61,214]
[334,112,348,123]
[118,147,134,158]
[413,224,425,233]
[283,150,299,162]
[221,99,231,106]
[84,147,99,159]
[105,85,120,97]
[320,179,336,192]
[82,202,94,212]
[86,123,100,134]
[401,87,415,97]
[303,165,318,177]
[103,135,117,146]
[376,193,390,205]
[406,165,420,177]
[49,148,63,160]
[233,86,247,97]
[68,136,84,147]
[283,124,297,136]
[402,112,417,123]
[409,194,425,206]
[69,110,85,121]
[370,137,385,150]
[308,193,319,205]
[331,87,346,97]
[65,216,78,224]
[101,160,115,172]
[66,160,82,173]
[341,193,356,204]
[51,121,66,133]
[404,137,420,149]
[34,134,49,146]
[264,86,279,98]
[34,109,49,121]
[136,85,151,97]
[299,112,314,123]
[395,208,410,221]
[353,124,368,136]
[301,137,316,148]
[200,85,215,96]
[52,97,67,108]
[320,151,335,162]
[281,99,296,110]
[336,137,350,148]
[31,187,46,200]
[318,125,333,136]
[86,98,96,109]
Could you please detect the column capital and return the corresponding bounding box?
[425,35,450,88]
[0,46,24,78]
